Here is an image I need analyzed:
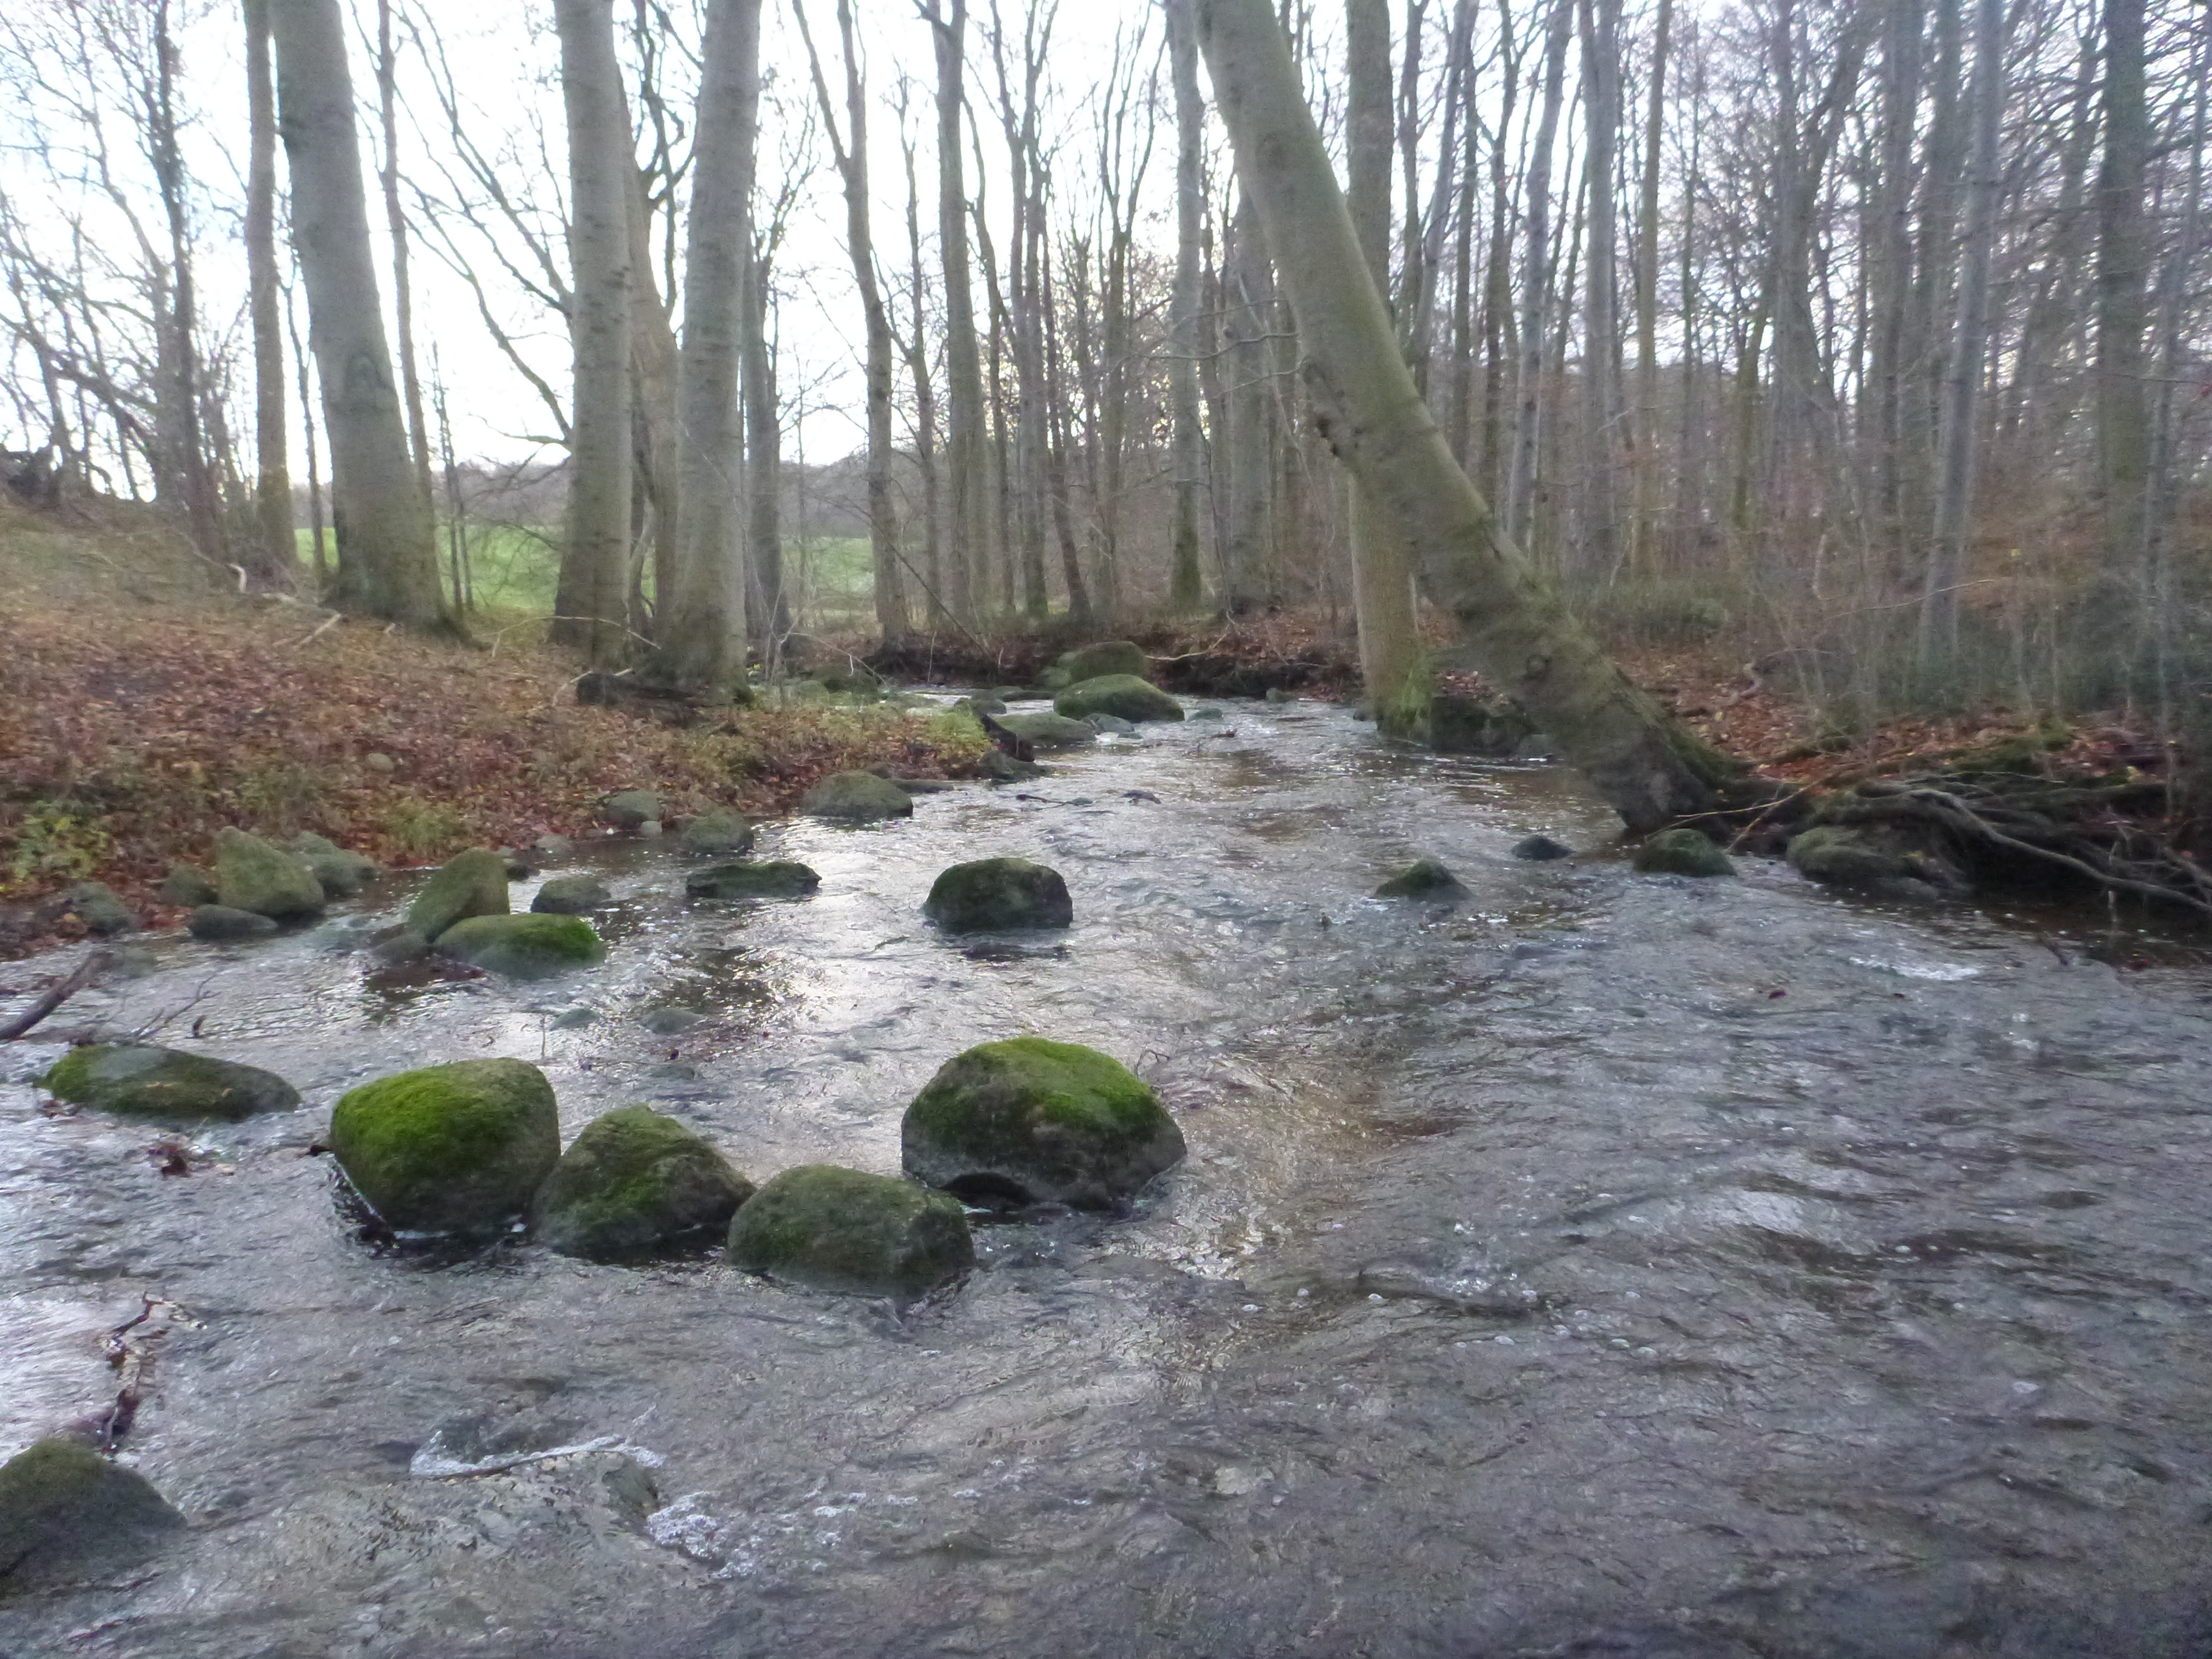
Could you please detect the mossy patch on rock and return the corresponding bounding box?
[0,1437,181,1593]
[159,864,219,907]
[1058,640,1150,682]
[40,1044,300,1120]
[995,712,1098,749]
[291,832,379,898]
[1053,675,1185,724]
[685,861,821,900]
[679,810,755,857]
[60,882,135,936]
[187,904,278,941]
[922,858,1073,932]
[601,789,662,831]
[406,848,510,941]
[728,1165,974,1298]
[214,826,325,920]
[802,771,914,821]
[1375,858,1467,899]
[902,1037,1185,1209]
[1787,825,1913,886]
[532,874,612,914]
[330,1057,561,1233]
[1633,828,1736,878]
[436,913,606,978]
[531,1106,755,1261]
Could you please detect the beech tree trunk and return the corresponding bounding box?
[243,0,295,589]
[1195,0,1734,830]
[927,0,987,624]
[2094,0,2149,570]
[1167,0,1208,610]
[268,0,441,626]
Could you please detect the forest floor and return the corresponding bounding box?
[0,499,988,959]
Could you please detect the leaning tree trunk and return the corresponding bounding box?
[554,0,633,669]
[1194,0,1734,830]
[649,0,758,687]
[243,0,295,589]
[268,0,441,626]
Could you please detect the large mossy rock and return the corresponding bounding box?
[1059,640,1149,682]
[330,1057,561,1233]
[1786,825,1913,887]
[213,827,325,920]
[40,1043,299,1120]
[0,1437,182,1593]
[923,858,1072,932]
[686,861,821,900]
[802,771,914,821]
[291,832,379,898]
[679,810,755,857]
[995,712,1098,750]
[727,1165,973,1298]
[406,848,510,942]
[437,913,606,979]
[1633,828,1736,878]
[1375,858,1467,899]
[532,874,612,914]
[1418,694,1536,756]
[187,904,277,941]
[531,1106,755,1261]
[902,1037,1185,1210]
[61,882,135,937]
[1053,675,1185,725]
[600,790,662,831]
[159,863,219,907]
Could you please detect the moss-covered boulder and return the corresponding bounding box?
[1633,828,1736,878]
[923,858,1072,932]
[58,881,134,937]
[802,771,914,821]
[330,1058,561,1233]
[436,913,606,979]
[679,810,755,857]
[996,712,1098,750]
[600,789,662,831]
[727,1165,973,1298]
[159,864,219,907]
[1059,640,1150,682]
[1375,858,1467,899]
[1036,665,1074,692]
[291,832,379,898]
[405,847,510,942]
[685,861,822,900]
[530,1106,755,1261]
[1053,675,1185,724]
[187,904,276,941]
[532,874,612,914]
[213,827,325,920]
[40,1044,300,1120]
[0,1437,182,1593]
[902,1037,1185,1209]
[1786,825,1913,886]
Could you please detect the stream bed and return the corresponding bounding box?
[4,698,2211,1657]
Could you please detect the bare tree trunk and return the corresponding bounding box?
[627,163,681,638]
[2094,0,2149,572]
[1222,194,1275,614]
[554,0,633,669]
[1577,0,1623,578]
[268,0,441,625]
[744,244,785,645]
[926,0,986,624]
[151,1,226,566]
[900,111,948,624]
[650,0,758,685]
[1195,0,1731,830]
[1167,0,1208,610]
[1627,0,1671,578]
[1039,233,1094,622]
[374,0,435,513]
[243,0,295,589]
[1505,0,1571,545]
[285,277,330,592]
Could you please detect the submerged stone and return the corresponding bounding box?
[291,832,379,898]
[436,913,607,979]
[902,1036,1185,1209]
[159,864,220,907]
[0,1438,182,1593]
[685,861,821,900]
[639,1006,705,1035]
[1634,828,1736,878]
[213,827,325,920]
[40,1043,300,1120]
[532,875,612,914]
[187,904,278,941]
[406,848,510,942]
[922,858,1073,932]
[330,1057,561,1233]
[727,1165,973,1298]
[995,712,1098,750]
[1375,858,1468,899]
[531,1105,754,1261]
[679,810,755,857]
[802,771,914,821]
[1511,834,1574,862]
[1053,675,1184,725]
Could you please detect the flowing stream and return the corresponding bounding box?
[4,699,2211,1657]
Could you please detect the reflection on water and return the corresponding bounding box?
[4,701,2212,1657]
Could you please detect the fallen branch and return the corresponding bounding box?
[0,947,114,1041]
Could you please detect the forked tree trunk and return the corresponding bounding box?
[1194,0,1735,830]
[243,0,295,588]
[268,0,441,626]
[554,0,633,668]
